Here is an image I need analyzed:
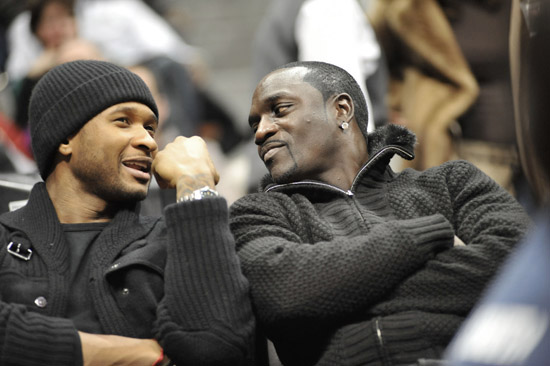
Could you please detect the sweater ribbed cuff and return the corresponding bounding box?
[166,196,227,223]
[398,214,454,257]
[1,310,81,366]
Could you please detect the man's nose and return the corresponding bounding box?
[254,118,278,145]
[132,127,158,153]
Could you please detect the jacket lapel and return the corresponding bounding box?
[88,205,160,336]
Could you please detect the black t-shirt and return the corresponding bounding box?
[63,222,108,334]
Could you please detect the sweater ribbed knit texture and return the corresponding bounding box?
[1,308,80,366]
[154,198,255,365]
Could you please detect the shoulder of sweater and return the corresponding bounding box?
[425,159,489,182]
[389,160,487,193]
[398,159,480,177]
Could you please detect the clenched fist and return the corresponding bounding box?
[152,136,220,199]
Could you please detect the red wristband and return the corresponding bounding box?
[153,349,165,366]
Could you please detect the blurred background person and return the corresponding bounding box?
[445,0,549,364]
[6,0,198,82]
[369,0,532,206]
[12,0,104,161]
[0,1,42,213]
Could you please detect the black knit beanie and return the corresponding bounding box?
[29,59,159,179]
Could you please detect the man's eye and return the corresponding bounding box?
[251,123,258,133]
[115,117,130,124]
[145,125,156,135]
[274,105,289,115]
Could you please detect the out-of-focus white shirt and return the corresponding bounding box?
[295,0,380,131]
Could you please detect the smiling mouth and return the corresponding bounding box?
[263,146,284,162]
[122,158,152,181]
[260,142,286,162]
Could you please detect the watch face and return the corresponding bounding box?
[183,186,219,202]
[200,188,219,197]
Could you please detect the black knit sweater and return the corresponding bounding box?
[229,125,530,366]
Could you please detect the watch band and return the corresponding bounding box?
[178,186,219,202]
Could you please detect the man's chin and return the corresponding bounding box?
[271,166,298,185]
[134,190,149,202]
[103,185,149,203]
[131,180,151,201]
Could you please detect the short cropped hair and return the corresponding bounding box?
[275,61,369,140]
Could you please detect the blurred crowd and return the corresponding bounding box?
[0,0,545,212]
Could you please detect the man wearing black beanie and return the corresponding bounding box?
[0,60,255,366]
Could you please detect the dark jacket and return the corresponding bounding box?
[229,125,530,366]
[0,183,254,366]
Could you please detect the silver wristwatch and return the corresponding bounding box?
[178,186,219,202]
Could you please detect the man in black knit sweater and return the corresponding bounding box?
[0,60,255,366]
[229,61,530,366]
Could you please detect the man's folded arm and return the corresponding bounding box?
[230,194,454,327]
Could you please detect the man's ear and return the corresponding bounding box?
[334,93,354,123]
[57,137,73,156]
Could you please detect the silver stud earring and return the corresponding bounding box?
[340,121,349,130]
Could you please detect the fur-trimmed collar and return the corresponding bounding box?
[367,123,416,156]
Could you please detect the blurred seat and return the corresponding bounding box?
[0,173,39,213]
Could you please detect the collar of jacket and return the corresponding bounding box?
[261,124,416,195]
[0,182,159,271]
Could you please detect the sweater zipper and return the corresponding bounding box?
[265,180,354,197]
[265,180,375,227]
[374,318,392,366]
[350,145,413,190]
